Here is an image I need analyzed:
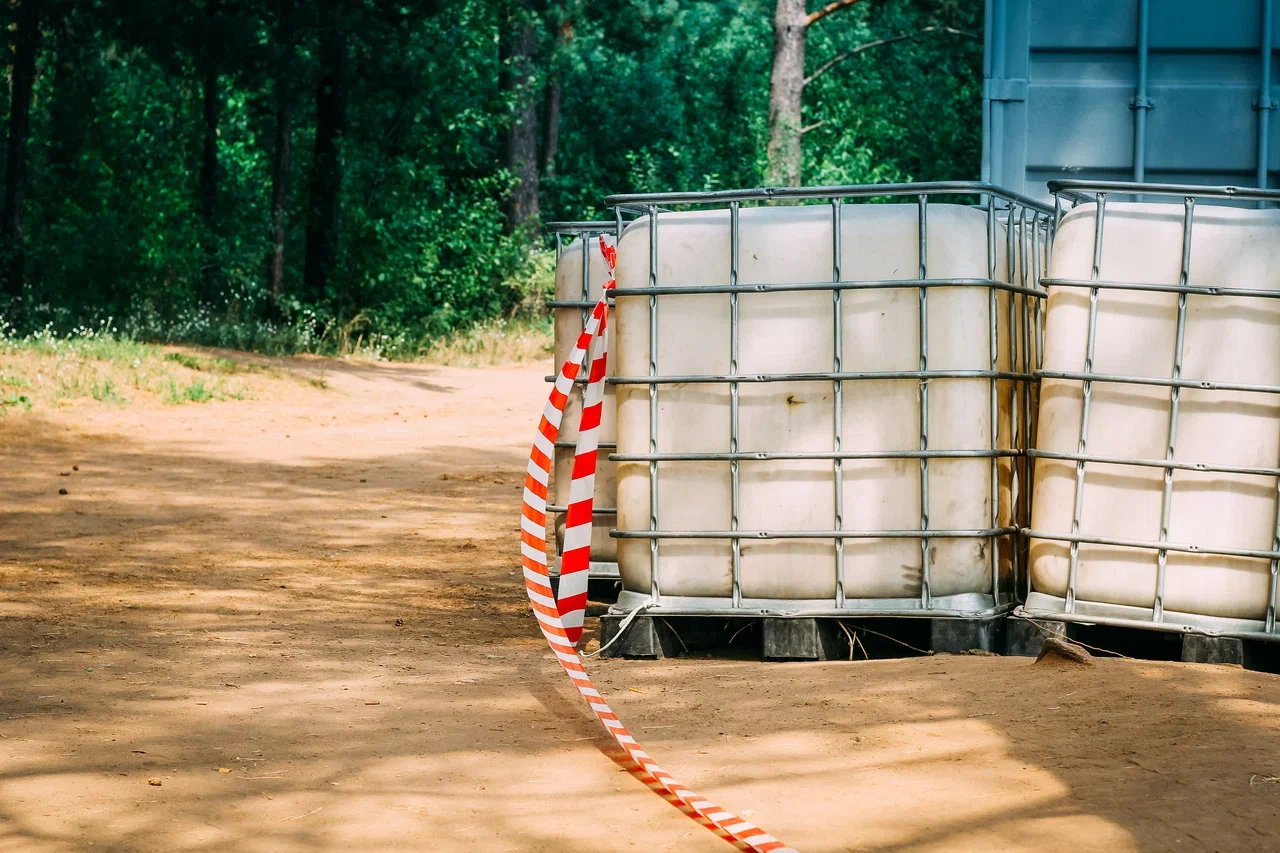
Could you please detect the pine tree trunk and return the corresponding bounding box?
[200,69,220,302]
[542,79,560,180]
[766,0,808,187]
[49,25,78,173]
[305,0,348,307]
[2,0,42,304]
[266,0,295,322]
[541,15,572,181]
[500,4,539,233]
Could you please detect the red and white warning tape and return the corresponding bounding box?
[520,237,794,852]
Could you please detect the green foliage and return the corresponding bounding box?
[163,378,215,404]
[1,392,33,413]
[0,0,982,357]
[0,318,258,407]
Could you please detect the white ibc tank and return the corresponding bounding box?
[613,203,1026,605]
[1030,202,1280,623]
[552,235,618,565]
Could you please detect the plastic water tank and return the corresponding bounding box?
[551,232,619,568]
[1029,200,1280,625]
[611,202,1034,609]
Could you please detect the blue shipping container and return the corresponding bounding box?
[983,0,1279,198]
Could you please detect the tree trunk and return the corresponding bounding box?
[49,23,78,173]
[766,0,808,187]
[305,0,348,307]
[199,68,220,302]
[541,16,572,180]
[542,77,560,180]
[2,0,42,304]
[266,0,295,322]
[500,3,539,233]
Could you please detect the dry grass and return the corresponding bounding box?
[0,322,318,412]
[416,315,553,367]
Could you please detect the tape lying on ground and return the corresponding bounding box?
[520,237,795,853]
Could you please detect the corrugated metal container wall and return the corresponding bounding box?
[985,0,1279,198]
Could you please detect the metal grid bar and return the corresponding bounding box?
[614,449,1021,462]
[1028,449,1280,479]
[1153,198,1195,622]
[832,198,846,607]
[1020,210,1037,595]
[605,180,1055,209]
[1050,179,1280,204]
[1063,191,1108,612]
[617,528,1018,540]
[555,440,617,450]
[1041,278,1280,300]
[611,369,1037,385]
[1023,528,1280,562]
[1036,370,1280,397]
[647,205,660,601]
[987,197,1000,604]
[1270,472,1280,631]
[613,277,1047,299]
[1006,203,1022,597]
[580,225,590,336]
[729,202,742,607]
[545,221,619,233]
[917,194,931,608]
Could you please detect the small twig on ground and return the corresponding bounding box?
[1023,618,1131,659]
[281,807,323,822]
[856,625,934,656]
[658,618,688,655]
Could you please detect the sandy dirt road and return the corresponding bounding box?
[2,354,1279,852]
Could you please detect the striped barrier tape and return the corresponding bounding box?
[520,236,795,852]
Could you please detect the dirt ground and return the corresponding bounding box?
[2,353,1279,853]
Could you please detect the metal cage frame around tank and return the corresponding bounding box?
[1019,179,1280,642]
[544,218,629,582]
[601,181,1056,619]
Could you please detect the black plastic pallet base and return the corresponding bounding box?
[595,611,1280,668]
[1009,616,1280,671]
[1181,634,1244,666]
[597,613,1007,661]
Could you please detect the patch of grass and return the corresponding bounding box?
[164,378,214,404]
[418,315,553,367]
[164,351,254,375]
[1,391,33,413]
[0,318,276,409]
[91,377,128,404]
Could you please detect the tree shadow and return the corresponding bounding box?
[1,406,1278,852]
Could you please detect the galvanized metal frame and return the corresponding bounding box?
[1020,179,1280,641]
[602,181,1054,617]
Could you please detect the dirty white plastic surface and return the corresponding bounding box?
[613,204,1021,602]
[552,236,618,563]
[1030,202,1280,621]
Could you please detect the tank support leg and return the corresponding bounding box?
[930,618,1003,654]
[763,618,843,661]
[599,615,677,659]
[1181,634,1244,666]
[1005,617,1068,657]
